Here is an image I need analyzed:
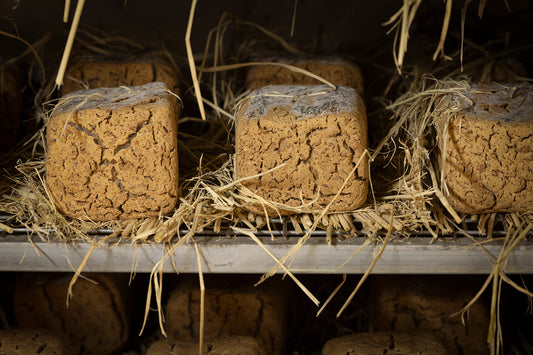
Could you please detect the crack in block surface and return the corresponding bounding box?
[46,82,179,221]
[245,56,364,96]
[62,54,180,96]
[235,85,368,215]
[322,332,448,355]
[435,82,533,214]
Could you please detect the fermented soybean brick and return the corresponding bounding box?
[0,62,24,149]
[322,332,448,355]
[235,85,368,215]
[0,329,66,355]
[435,82,533,214]
[14,273,131,355]
[146,336,266,355]
[245,56,364,96]
[164,277,289,355]
[367,275,489,355]
[61,54,179,95]
[46,82,178,221]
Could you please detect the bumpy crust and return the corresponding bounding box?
[368,275,489,354]
[46,82,179,221]
[165,278,288,355]
[435,82,533,214]
[0,62,24,149]
[0,329,66,354]
[322,332,448,355]
[147,336,266,355]
[245,56,364,96]
[13,273,131,355]
[235,85,368,215]
[62,54,179,95]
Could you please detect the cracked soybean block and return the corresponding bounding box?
[245,56,364,96]
[0,329,66,354]
[13,273,131,355]
[0,61,24,149]
[434,82,533,214]
[235,85,368,215]
[46,82,178,221]
[368,276,489,355]
[322,332,448,355]
[62,54,179,95]
[164,277,289,355]
[147,336,266,355]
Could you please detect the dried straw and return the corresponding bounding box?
[193,239,205,354]
[432,0,453,61]
[1,8,531,346]
[185,0,207,120]
[56,0,86,87]
[63,0,71,23]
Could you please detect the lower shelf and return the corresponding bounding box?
[1,233,532,274]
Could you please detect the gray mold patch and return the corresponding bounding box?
[453,83,533,122]
[245,85,359,119]
[252,55,354,67]
[55,81,170,113]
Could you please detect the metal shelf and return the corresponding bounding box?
[1,233,532,274]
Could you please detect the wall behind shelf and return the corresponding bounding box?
[2,0,531,68]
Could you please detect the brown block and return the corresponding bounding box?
[0,62,24,149]
[434,82,533,214]
[13,273,131,355]
[245,56,364,96]
[322,331,448,355]
[62,54,179,95]
[147,336,266,355]
[164,277,289,355]
[367,276,490,355]
[235,85,368,215]
[46,82,179,221]
[0,328,66,354]
[470,59,527,83]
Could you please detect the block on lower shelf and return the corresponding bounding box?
[0,328,66,354]
[146,336,265,355]
[13,273,131,355]
[0,61,24,150]
[322,331,448,354]
[367,275,489,355]
[434,82,533,214]
[469,59,527,83]
[61,54,180,96]
[164,277,289,355]
[235,84,368,215]
[46,82,179,221]
[245,56,364,96]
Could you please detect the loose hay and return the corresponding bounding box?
[382,73,533,355]
[1,7,532,355]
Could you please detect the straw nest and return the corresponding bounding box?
[1,2,532,354]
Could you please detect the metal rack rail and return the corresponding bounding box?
[1,219,532,274]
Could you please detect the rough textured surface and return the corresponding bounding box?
[0,62,23,150]
[46,82,179,221]
[62,54,180,95]
[146,336,266,355]
[368,275,489,355]
[470,59,527,83]
[322,332,448,355]
[235,85,368,215]
[13,273,131,355]
[0,329,65,354]
[435,82,533,214]
[165,277,289,355]
[245,56,364,96]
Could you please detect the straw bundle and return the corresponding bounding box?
[0,4,532,354]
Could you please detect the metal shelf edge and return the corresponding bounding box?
[1,235,532,274]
